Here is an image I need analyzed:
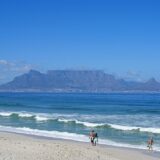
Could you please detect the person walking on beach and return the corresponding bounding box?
[94,132,98,146]
[89,130,95,146]
[147,137,154,151]
[89,130,98,146]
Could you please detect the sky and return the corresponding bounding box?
[0,0,160,84]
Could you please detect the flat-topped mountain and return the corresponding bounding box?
[0,70,160,92]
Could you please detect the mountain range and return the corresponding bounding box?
[0,70,160,92]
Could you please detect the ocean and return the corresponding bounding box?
[0,92,159,151]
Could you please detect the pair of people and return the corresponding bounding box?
[89,130,98,146]
[147,137,154,151]
[89,131,154,150]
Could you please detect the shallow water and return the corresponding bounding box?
[0,92,159,151]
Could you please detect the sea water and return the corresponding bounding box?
[0,92,159,151]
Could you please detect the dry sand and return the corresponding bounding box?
[0,132,158,160]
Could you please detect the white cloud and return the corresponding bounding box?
[0,60,8,65]
[10,64,33,72]
[0,59,36,84]
[124,70,144,82]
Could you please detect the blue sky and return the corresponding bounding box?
[0,0,160,84]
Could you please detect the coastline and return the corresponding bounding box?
[0,131,158,160]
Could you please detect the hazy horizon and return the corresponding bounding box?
[0,68,159,86]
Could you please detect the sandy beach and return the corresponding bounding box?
[0,132,158,160]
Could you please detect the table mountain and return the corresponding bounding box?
[0,70,160,92]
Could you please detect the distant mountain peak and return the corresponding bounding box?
[0,70,160,92]
[29,69,42,74]
[146,78,158,84]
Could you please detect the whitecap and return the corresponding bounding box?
[0,125,159,152]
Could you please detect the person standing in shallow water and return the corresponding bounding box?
[147,137,154,151]
[89,130,95,146]
[89,130,98,146]
[94,132,98,146]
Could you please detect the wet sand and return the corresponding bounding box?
[0,132,158,160]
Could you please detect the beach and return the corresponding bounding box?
[0,93,160,152]
[0,132,158,160]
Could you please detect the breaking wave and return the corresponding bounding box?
[0,111,159,134]
[0,125,159,151]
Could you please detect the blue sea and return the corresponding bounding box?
[0,92,160,151]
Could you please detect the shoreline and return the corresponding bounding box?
[0,131,159,160]
[1,125,159,152]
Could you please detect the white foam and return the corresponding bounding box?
[58,118,105,127]
[58,118,74,123]
[109,124,139,131]
[18,113,34,118]
[35,116,50,121]
[0,111,53,121]
[139,127,160,134]
[0,111,159,134]
[75,120,105,127]
[58,119,160,134]
[0,112,13,117]
[0,125,88,142]
[109,124,160,134]
[58,118,160,134]
[0,125,159,152]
